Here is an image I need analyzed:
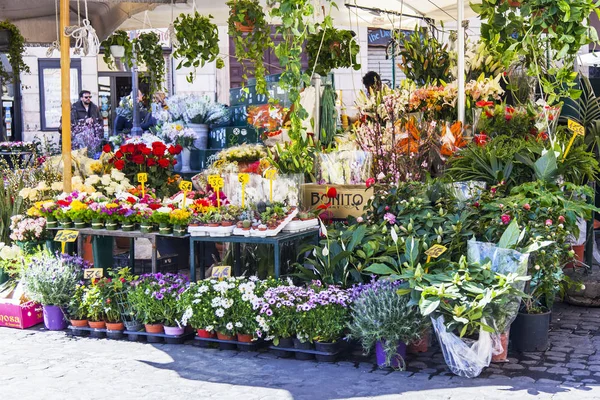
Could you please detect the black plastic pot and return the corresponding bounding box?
[293,338,314,360]
[511,311,551,352]
[271,337,293,358]
[314,341,340,362]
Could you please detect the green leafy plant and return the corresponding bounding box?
[227,0,272,95]
[134,31,165,95]
[399,26,452,85]
[0,20,30,82]
[100,30,133,70]
[306,26,361,76]
[173,12,224,83]
[67,284,88,320]
[22,252,82,307]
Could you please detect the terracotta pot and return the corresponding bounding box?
[506,0,521,6]
[70,319,88,328]
[492,330,510,362]
[233,16,254,33]
[145,323,164,334]
[566,244,585,269]
[408,332,429,354]
[106,322,125,331]
[208,223,220,227]
[237,333,253,343]
[89,321,106,329]
[217,332,236,341]
[221,221,233,227]
[197,329,216,338]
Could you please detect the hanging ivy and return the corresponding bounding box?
[134,31,165,95]
[100,30,134,70]
[173,12,224,83]
[227,0,272,95]
[0,20,30,83]
[307,26,361,77]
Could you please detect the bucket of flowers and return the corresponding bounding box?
[65,199,90,229]
[151,206,173,235]
[169,209,191,237]
[101,202,122,231]
[9,214,48,254]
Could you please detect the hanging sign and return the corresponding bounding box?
[238,173,250,208]
[138,172,148,197]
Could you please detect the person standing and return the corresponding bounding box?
[71,90,102,126]
[362,71,382,97]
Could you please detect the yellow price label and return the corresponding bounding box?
[264,168,277,202]
[179,180,192,192]
[568,119,585,136]
[238,173,250,185]
[425,244,447,262]
[208,175,224,209]
[83,268,104,280]
[211,265,231,280]
[54,230,79,243]
[137,173,148,183]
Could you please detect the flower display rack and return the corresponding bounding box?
[268,341,344,362]
[192,336,264,352]
[68,325,125,340]
[67,326,195,344]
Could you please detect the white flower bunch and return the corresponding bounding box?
[84,169,133,197]
[159,122,196,148]
[9,215,47,241]
[163,94,229,125]
[0,242,22,261]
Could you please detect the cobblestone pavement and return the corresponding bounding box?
[1,302,600,400]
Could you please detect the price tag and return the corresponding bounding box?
[264,168,277,202]
[211,265,231,280]
[425,244,447,263]
[564,119,586,162]
[179,180,192,208]
[138,172,148,197]
[238,173,249,208]
[83,268,104,279]
[208,175,224,209]
[54,230,79,254]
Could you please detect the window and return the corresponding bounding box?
[39,59,82,131]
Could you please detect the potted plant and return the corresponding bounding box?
[22,253,83,331]
[227,0,272,95]
[306,26,361,77]
[230,277,270,343]
[65,200,90,229]
[179,281,218,338]
[0,20,30,83]
[133,31,165,95]
[150,207,173,235]
[172,12,224,83]
[104,269,129,332]
[39,202,59,229]
[100,30,133,70]
[348,279,427,369]
[169,209,191,237]
[84,280,107,329]
[67,284,89,328]
[100,203,121,231]
[9,215,48,255]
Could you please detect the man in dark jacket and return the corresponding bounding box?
[71,90,102,125]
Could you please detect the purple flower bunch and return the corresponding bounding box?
[348,276,402,302]
[128,272,189,326]
[131,272,189,300]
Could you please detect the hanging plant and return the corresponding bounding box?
[100,30,133,70]
[473,0,600,104]
[399,26,452,85]
[134,31,165,95]
[307,26,361,77]
[0,20,30,83]
[227,0,272,95]
[173,12,224,83]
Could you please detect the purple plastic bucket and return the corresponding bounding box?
[43,305,67,330]
[375,340,407,368]
[164,326,185,336]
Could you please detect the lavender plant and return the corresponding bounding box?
[22,252,83,306]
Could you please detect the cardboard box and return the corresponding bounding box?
[302,184,373,219]
[0,300,43,329]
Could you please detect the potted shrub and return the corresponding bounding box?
[100,30,133,70]
[306,26,361,77]
[104,270,130,332]
[170,209,191,237]
[67,284,89,328]
[348,279,427,369]
[0,20,30,83]
[22,253,84,331]
[227,0,272,94]
[172,12,224,83]
[180,281,218,338]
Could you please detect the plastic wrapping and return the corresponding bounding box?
[449,181,486,204]
[432,240,529,378]
[318,151,373,184]
[221,173,303,206]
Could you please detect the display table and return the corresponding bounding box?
[189,228,320,281]
[49,228,189,273]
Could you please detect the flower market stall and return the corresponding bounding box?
[3,0,600,381]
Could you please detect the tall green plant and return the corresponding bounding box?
[134,32,165,95]
[399,26,452,85]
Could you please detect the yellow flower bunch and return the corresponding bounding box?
[106,203,119,209]
[70,200,88,211]
[169,208,191,225]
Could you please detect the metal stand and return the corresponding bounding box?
[130,30,142,136]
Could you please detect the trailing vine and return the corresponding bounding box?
[0,20,30,83]
[227,0,272,95]
[100,30,133,70]
[134,31,165,95]
[173,12,224,83]
[307,25,361,76]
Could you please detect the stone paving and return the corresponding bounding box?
[1,302,600,399]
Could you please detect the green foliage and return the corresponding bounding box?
[347,282,428,369]
[173,12,223,83]
[399,26,452,85]
[100,30,133,70]
[0,20,30,82]
[22,252,81,307]
[227,0,272,95]
[306,26,361,76]
[267,140,316,180]
[134,32,165,95]
[67,284,88,320]
[564,75,600,155]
